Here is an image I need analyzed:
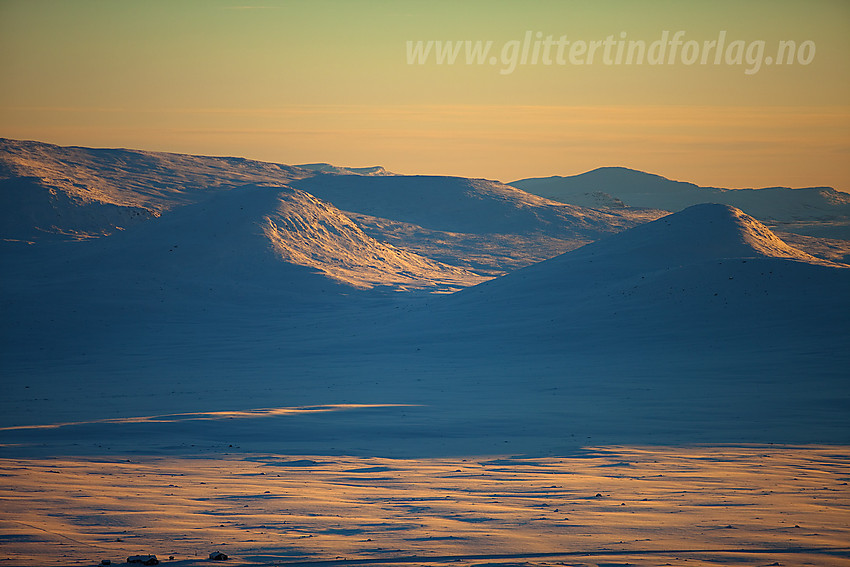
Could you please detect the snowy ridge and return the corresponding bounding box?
[458,203,846,300]
[1,183,485,295]
[0,138,312,241]
[293,174,662,237]
[296,163,393,176]
[428,204,849,354]
[568,202,840,268]
[0,175,158,242]
[1,139,668,280]
[262,187,486,291]
[0,138,310,210]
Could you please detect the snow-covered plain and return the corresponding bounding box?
[3,447,848,566]
[1,140,849,565]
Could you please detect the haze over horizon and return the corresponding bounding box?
[1,0,849,191]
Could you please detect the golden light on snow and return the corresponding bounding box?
[1,446,848,566]
[0,405,418,432]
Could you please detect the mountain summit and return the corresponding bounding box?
[510,167,850,240]
[572,202,835,268]
[464,203,841,297]
[442,203,847,350]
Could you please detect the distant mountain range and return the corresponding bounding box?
[511,167,850,240]
[0,138,664,282]
[2,139,848,455]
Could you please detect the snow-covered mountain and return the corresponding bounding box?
[357,204,848,451]
[0,182,485,374]
[0,139,664,278]
[448,203,845,315]
[0,138,312,242]
[1,141,848,458]
[511,167,850,240]
[396,203,846,349]
[262,186,484,291]
[293,174,646,236]
[292,173,666,274]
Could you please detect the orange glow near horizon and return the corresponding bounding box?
[4,104,847,190]
[1,1,849,190]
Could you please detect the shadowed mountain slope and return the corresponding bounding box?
[405,204,850,359]
[2,189,848,455]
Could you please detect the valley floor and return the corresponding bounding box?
[1,446,848,567]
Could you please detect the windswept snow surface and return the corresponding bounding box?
[262,186,484,290]
[3,448,849,567]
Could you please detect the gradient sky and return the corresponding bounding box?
[1,0,848,190]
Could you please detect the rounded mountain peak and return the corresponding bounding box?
[615,203,822,264]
